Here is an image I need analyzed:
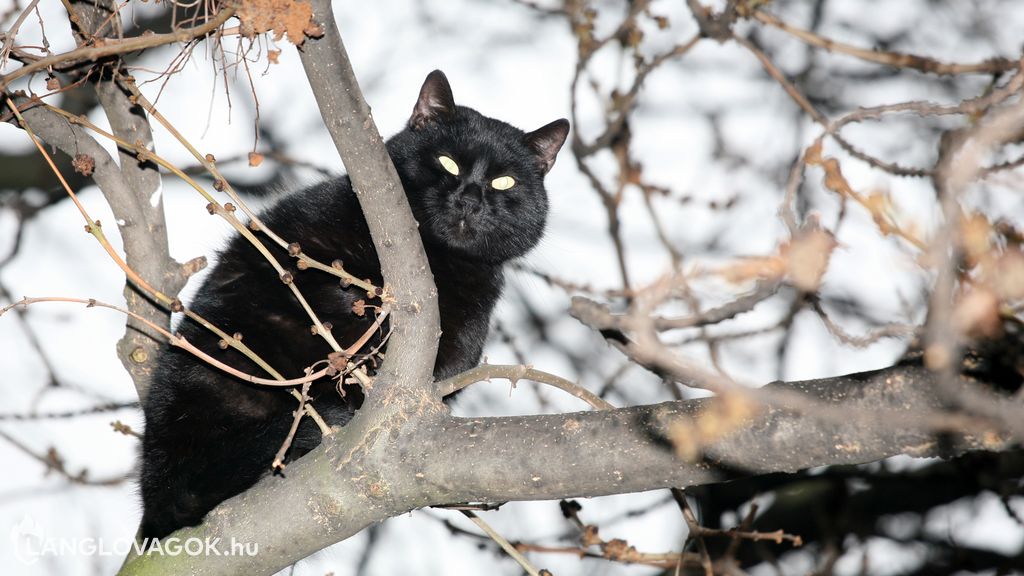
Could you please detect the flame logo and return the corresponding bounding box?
[9,514,44,565]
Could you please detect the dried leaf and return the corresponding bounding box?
[783,228,837,292]
[719,256,786,284]
[993,250,1024,301]
[668,392,759,461]
[237,0,323,46]
[953,288,1000,338]
[961,214,992,265]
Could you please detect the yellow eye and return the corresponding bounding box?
[438,155,459,176]
[491,176,516,190]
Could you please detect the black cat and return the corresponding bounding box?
[139,70,569,539]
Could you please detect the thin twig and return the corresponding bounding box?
[436,364,613,410]
[272,381,313,470]
[0,428,132,486]
[0,401,138,421]
[0,5,236,90]
[460,510,548,576]
[753,9,1018,76]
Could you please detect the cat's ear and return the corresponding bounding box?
[410,70,456,130]
[524,119,570,174]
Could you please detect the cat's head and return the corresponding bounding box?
[389,70,569,264]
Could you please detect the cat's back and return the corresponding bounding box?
[155,176,382,398]
[211,177,375,283]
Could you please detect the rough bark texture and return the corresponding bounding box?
[95,76,179,402]
[15,98,184,402]
[116,362,1012,575]
[52,0,184,401]
[297,0,442,404]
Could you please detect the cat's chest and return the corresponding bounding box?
[430,257,503,320]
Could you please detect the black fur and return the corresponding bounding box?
[139,71,569,539]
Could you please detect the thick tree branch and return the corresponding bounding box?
[70,0,185,401]
[8,98,185,401]
[296,0,440,403]
[118,363,1012,575]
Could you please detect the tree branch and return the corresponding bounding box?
[70,0,185,401]
[117,363,1012,575]
[0,5,235,91]
[295,0,440,403]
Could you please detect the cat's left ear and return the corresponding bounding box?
[524,119,570,174]
[410,70,456,130]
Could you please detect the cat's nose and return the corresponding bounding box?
[454,184,485,214]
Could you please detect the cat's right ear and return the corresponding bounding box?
[410,70,456,130]
[524,119,570,174]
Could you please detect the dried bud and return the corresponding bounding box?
[287,242,301,256]
[604,539,633,561]
[224,202,236,212]
[218,339,229,349]
[182,255,208,277]
[296,260,309,270]
[339,277,352,288]
[248,152,264,167]
[205,153,216,163]
[46,76,60,91]
[213,179,226,191]
[331,259,344,270]
[233,332,243,341]
[205,202,217,215]
[71,154,94,176]
[560,500,583,518]
[279,272,293,285]
[352,299,366,317]
[322,321,333,331]
[309,325,318,335]
[248,220,260,231]
[170,298,184,312]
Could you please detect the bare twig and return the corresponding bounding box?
[0,428,132,486]
[0,5,236,90]
[461,510,547,576]
[753,9,1019,76]
[437,364,613,410]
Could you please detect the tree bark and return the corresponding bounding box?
[116,363,1013,575]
